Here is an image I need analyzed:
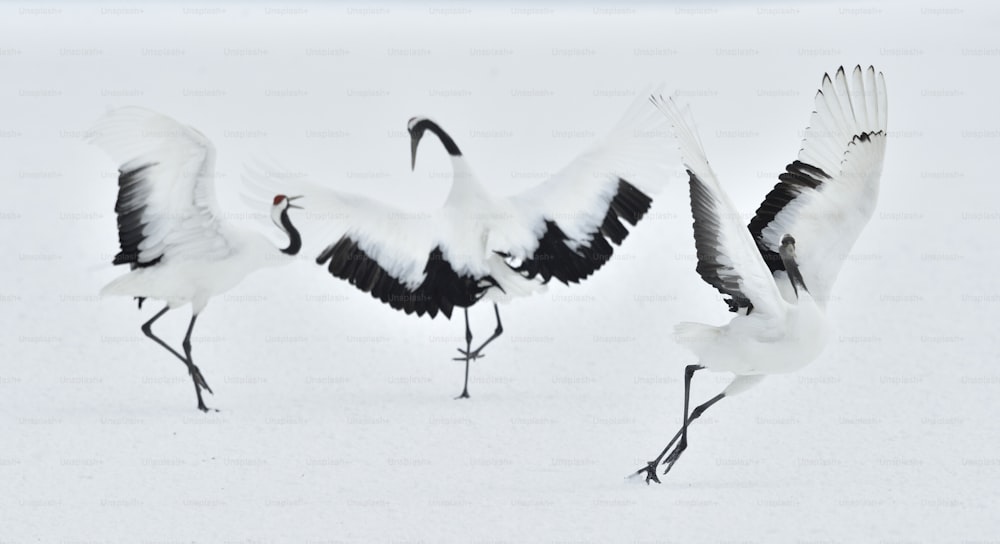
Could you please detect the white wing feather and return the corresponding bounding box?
[242,163,441,289]
[653,95,786,319]
[751,66,888,307]
[89,107,233,264]
[243,88,676,289]
[491,87,676,258]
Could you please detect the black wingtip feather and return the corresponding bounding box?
[512,178,652,285]
[316,236,490,319]
[688,170,754,313]
[747,160,832,274]
[112,163,162,270]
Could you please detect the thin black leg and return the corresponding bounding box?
[451,305,505,399]
[141,306,186,366]
[467,304,503,359]
[633,364,707,484]
[181,313,214,412]
[453,309,473,399]
[675,365,704,461]
[140,306,212,412]
[661,392,725,475]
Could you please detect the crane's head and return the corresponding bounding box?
[407,116,462,171]
[779,234,796,256]
[778,234,808,298]
[271,194,303,225]
[272,194,303,210]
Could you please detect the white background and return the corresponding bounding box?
[2,1,998,542]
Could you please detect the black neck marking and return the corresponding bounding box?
[778,239,808,298]
[279,209,301,255]
[412,118,462,156]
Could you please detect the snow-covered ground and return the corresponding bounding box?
[3,1,999,541]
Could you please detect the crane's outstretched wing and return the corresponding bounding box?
[489,87,677,284]
[747,65,888,307]
[243,165,488,319]
[652,96,785,318]
[89,107,233,268]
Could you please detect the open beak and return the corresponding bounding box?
[287,195,304,209]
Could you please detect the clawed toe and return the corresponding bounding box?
[196,401,220,413]
[632,461,661,485]
[190,368,213,394]
[452,348,485,361]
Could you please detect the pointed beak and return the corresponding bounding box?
[287,195,304,209]
[410,131,422,171]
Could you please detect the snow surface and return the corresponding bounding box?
[2,1,999,542]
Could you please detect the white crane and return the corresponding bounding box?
[90,107,303,412]
[246,90,675,399]
[633,66,887,483]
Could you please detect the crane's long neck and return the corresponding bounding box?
[778,238,807,300]
[411,118,462,171]
[276,209,301,255]
[445,155,488,208]
[425,121,461,157]
[412,119,484,205]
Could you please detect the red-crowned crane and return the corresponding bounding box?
[91,107,303,411]
[634,66,888,483]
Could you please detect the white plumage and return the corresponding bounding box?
[634,66,888,483]
[91,107,303,411]
[246,89,677,398]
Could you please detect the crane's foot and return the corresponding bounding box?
[630,461,662,485]
[452,348,485,362]
[661,444,686,476]
[195,398,220,413]
[189,366,214,395]
[452,346,478,399]
[192,377,218,413]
